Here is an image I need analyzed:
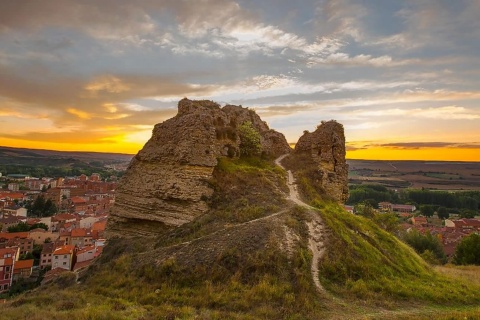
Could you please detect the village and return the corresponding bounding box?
[0,173,114,295]
[1,169,479,296]
[344,201,480,260]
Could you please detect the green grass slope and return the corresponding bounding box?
[1,155,480,319]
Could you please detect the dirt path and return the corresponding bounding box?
[275,154,327,293]
[158,155,328,293]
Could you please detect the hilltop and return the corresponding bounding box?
[0,146,133,167]
[2,99,480,319]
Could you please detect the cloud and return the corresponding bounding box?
[369,142,480,150]
[0,1,479,156]
[67,108,91,120]
[2,130,119,145]
[85,76,131,95]
[353,105,480,120]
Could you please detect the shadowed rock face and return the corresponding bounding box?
[107,99,291,238]
[295,121,349,203]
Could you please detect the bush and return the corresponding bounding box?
[238,121,261,157]
[454,233,480,265]
[402,230,446,264]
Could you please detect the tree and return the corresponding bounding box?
[372,212,399,233]
[238,121,261,157]
[354,203,375,218]
[19,252,34,261]
[453,233,480,265]
[31,195,46,216]
[43,199,57,217]
[420,204,435,217]
[29,195,57,217]
[437,207,449,220]
[459,209,476,219]
[29,223,48,231]
[402,229,446,264]
[32,244,43,266]
[7,222,30,233]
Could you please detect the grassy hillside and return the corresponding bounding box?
[2,155,480,319]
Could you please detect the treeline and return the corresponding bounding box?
[348,185,480,212]
[0,164,123,180]
[407,189,479,211]
[347,185,400,205]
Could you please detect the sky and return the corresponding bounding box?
[0,0,479,161]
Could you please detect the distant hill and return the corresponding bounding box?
[0,146,133,167]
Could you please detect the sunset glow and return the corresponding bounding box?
[0,1,479,161]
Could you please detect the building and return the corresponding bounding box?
[0,216,25,232]
[76,245,96,263]
[40,242,55,269]
[52,245,76,271]
[51,213,77,231]
[0,232,33,255]
[6,174,29,181]
[7,183,20,192]
[445,219,480,231]
[29,228,58,245]
[70,196,88,213]
[379,202,416,213]
[343,205,355,214]
[13,259,34,281]
[25,179,43,191]
[90,173,101,182]
[411,216,428,227]
[3,206,27,217]
[0,247,19,292]
[71,228,93,248]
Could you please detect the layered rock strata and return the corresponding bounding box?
[107,99,291,237]
[295,121,349,203]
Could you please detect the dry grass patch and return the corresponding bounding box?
[435,265,480,286]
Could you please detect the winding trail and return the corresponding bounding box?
[157,154,328,293]
[275,154,328,293]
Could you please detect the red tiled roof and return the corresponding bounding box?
[71,228,92,237]
[463,219,480,227]
[0,192,25,200]
[13,259,34,271]
[73,260,93,271]
[95,246,103,258]
[71,197,87,204]
[0,232,29,240]
[92,220,107,231]
[41,242,55,254]
[53,245,75,255]
[76,245,95,255]
[52,213,76,222]
[0,216,25,224]
[392,204,415,210]
[26,218,41,225]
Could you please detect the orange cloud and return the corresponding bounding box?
[67,108,92,119]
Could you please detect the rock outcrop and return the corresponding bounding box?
[107,99,291,238]
[294,121,349,203]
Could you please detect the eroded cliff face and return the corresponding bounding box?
[295,121,349,203]
[107,99,291,237]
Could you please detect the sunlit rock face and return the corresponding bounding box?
[295,121,349,203]
[106,99,291,238]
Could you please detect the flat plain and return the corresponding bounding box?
[347,160,480,190]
